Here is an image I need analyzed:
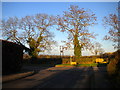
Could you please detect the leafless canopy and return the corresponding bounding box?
[56,5,97,50]
[103,13,120,49]
[2,14,56,57]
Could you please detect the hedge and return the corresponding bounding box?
[62,57,97,64]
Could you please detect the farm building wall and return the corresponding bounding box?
[2,40,23,75]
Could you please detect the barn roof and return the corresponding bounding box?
[1,39,24,49]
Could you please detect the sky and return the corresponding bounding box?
[1,1,119,56]
[1,0,120,2]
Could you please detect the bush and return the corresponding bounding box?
[76,57,96,64]
[62,58,70,64]
[106,50,120,87]
[107,49,120,76]
[62,57,97,64]
[107,59,118,76]
[23,57,62,66]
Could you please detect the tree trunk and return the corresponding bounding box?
[73,34,82,60]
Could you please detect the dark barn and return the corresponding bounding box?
[2,40,23,75]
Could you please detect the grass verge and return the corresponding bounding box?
[55,63,98,67]
[77,63,98,67]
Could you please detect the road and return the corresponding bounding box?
[2,66,111,89]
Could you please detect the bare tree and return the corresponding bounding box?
[91,42,104,55]
[2,14,56,58]
[103,13,120,49]
[2,17,20,41]
[56,5,97,59]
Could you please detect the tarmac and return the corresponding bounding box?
[2,67,112,88]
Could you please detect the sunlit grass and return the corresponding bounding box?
[56,63,98,67]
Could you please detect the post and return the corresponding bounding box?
[60,46,64,57]
[70,55,72,64]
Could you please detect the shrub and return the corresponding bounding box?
[76,57,96,64]
[62,56,97,64]
[107,58,118,76]
[24,57,62,66]
[62,58,70,64]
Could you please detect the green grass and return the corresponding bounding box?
[56,64,74,66]
[76,63,98,67]
[56,63,98,67]
[55,64,75,67]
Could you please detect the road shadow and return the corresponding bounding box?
[92,65,112,88]
[31,67,94,89]
[3,66,112,89]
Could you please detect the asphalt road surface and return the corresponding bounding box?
[2,67,111,89]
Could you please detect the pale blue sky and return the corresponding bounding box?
[2,2,118,55]
[1,0,120,2]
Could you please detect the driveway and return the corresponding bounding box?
[2,66,111,88]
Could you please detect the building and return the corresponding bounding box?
[2,40,24,75]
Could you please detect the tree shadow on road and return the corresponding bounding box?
[31,67,95,89]
[93,65,113,88]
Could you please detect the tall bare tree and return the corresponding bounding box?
[2,14,56,58]
[56,5,97,59]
